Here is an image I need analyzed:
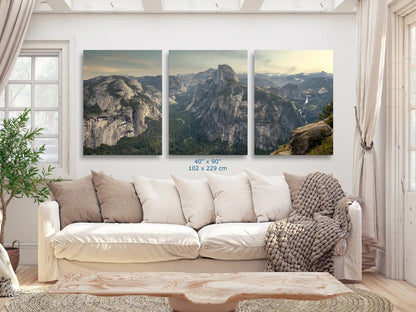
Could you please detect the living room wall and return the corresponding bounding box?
[6,12,357,264]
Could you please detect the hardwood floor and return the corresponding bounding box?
[1,266,416,311]
[353,270,416,312]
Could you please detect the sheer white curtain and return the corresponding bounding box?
[353,0,388,269]
[0,0,35,93]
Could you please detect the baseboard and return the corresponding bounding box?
[376,248,386,276]
[5,243,38,265]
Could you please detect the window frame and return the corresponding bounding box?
[406,12,416,191]
[385,0,416,281]
[16,40,74,179]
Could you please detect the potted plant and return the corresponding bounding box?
[0,109,59,271]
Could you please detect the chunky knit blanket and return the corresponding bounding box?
[265,172,352,274]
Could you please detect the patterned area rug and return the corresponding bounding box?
[5,286,393,312]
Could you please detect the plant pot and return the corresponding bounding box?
[5,240,19,272]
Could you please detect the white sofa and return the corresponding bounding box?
[38,200,362,282]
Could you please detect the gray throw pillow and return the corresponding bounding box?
[283,173,306,201]
[284,172,333,201]
[47,175,103,229]
[91,171,143,223]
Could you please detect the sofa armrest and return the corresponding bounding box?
[334,200,362,280]
[38,201,60,282]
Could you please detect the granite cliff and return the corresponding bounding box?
[83,75,161,150]
[254,88,305,153]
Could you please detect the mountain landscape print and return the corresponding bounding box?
[255,50,334,155]
[83,50,162,155]
[169,50,248,155]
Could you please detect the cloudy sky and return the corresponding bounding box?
[83,50,162,79]
[169,50,247,75]
[255,50,333,74]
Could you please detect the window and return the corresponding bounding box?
[0,40,72,178]
[1,54,60,163]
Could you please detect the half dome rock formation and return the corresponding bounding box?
[185,64,247,148]
[215,64,239,84]
[168,63,248,155]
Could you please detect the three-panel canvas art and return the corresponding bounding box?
[83,50,333,156]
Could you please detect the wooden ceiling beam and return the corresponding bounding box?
[240,0,264,12]
[142,0,163,12]
[333,0,357,12]
[46,0,73,12]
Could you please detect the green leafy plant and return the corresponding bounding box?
[318,101,333,128]
[0,109,60,245]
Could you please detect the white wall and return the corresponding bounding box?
[5,13,357,264]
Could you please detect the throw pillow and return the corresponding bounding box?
[91,171,143,223]
[47,175,102,229]
[246,169,292,222]
[284,172,333,201]
[132,174,186,225]
[206,172,256,223]
[171,175,215,230]
[283,173,306,201]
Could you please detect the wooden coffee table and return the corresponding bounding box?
[49,272,352,312]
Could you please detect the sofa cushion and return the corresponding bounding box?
[132,174,186,225]
[246,169,292,222]
[51,223,200,263]
[91,170,143,223]
[198,222,271,260]
[206,172,257,223]
[171,175,215,230]
[47,175,102,229]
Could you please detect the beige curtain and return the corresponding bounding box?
[0,0,35,93]
[353,0,388,269]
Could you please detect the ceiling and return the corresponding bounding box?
[34,0,357,13]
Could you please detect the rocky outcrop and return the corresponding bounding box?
[128,78,143,92]
[279,83,301,99]
[169,76,188,105]
[84,111,135,148]
[255,88,305,152]
[83,75,161,149]
[289,119,332,155]
[112,79,134,98]
[318,87,328,94]
[185,65,247,147]
[169,76,187,95]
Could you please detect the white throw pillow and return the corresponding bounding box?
[132,174,186,225]
[246,169,292,222]
[0,244,19,296]
[171,175,215,230]
[206,172,256,223]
